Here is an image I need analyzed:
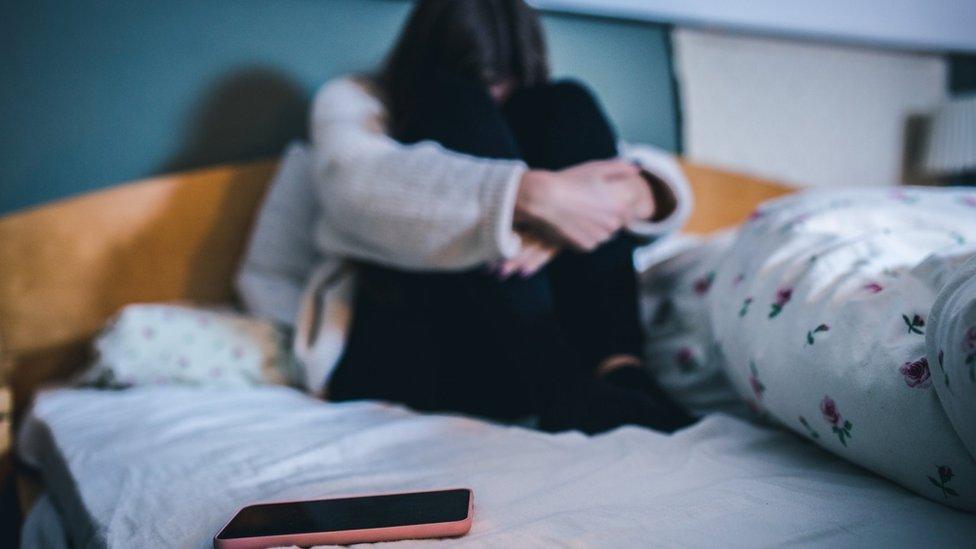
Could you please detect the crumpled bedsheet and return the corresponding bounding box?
[18,386,975,548]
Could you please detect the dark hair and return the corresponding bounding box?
[378,0,549,137]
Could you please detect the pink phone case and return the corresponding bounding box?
[213,488,474,549]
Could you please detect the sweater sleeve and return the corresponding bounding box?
[620,142,694,238]
[309,78,526,271]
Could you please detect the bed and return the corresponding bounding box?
[4,158,973,547]
[16,386,976,547]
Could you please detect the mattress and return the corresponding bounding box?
[18,386,976,548]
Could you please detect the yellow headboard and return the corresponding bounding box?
[0,158,791,415]
[0,160,277,414]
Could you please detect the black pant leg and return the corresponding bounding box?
[502,79,618,169]
[330,72,576,420]
[398,69,521,159]
[503,80,646,372]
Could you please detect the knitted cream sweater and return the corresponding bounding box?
[296,77,693,392]
[310,77,524,270]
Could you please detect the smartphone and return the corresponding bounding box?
[213,488,473,548]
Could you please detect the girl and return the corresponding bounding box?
[306,0,694,433]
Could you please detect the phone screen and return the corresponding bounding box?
[216,489,471,539]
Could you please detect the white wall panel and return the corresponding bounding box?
[531,0,976,53]
[673,29,947,187]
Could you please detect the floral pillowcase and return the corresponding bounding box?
[79,304,302,389]
[637,233,745,418]
[705,187,976,512]
[928,255,976,463]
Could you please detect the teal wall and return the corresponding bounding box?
[0,0,678,214]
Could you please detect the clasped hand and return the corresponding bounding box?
[499,160,656,278]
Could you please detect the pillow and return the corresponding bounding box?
[708,187,976,512]
[928,255,976,461]
[236,141,319,327]
[80,304,301,388]
[637,233,745,418]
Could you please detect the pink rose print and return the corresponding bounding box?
[693,272,715,296]
[927,465,960,499]
[739,297,753,318]
[141,326,155,339]
[959,195,976,208]
[889,189,918,204]
[749,361,765,400]
[939,465,953,482]
[745,399,764,417]
[749,377,764,398]
[821,396,853,446]
[863,282,883,294]
[733,274,745,286]
[806,323,830,345]
[748,208,764,221]
[177,356,190,369]
[820,396,840,425]
[902,313,925,335]
[675,347,697,372]
[769,287,792,318]
[965,326,976,381]
[232,346,244,360]
[899,357,931,389]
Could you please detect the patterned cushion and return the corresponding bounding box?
[638,233,744,418]
[81,304,301,388]
[928,255,976,462]
[707,187,976,512]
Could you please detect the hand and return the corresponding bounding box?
[497,232,560,279]
[598,172,656,222]
[515,160,653,251]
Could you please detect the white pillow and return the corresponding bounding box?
[709,187,976,512]
[80,304,301,388]
[236,142,319,326]
[928,255,976,462]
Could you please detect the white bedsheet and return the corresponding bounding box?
[18,386,975,548]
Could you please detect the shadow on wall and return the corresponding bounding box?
[162,67,308,173]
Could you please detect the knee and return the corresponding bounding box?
[412,73,498,125]
[539,79,616,145]
[546,79,604,116]
[511,79,602,116]
[403,70,518,158]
